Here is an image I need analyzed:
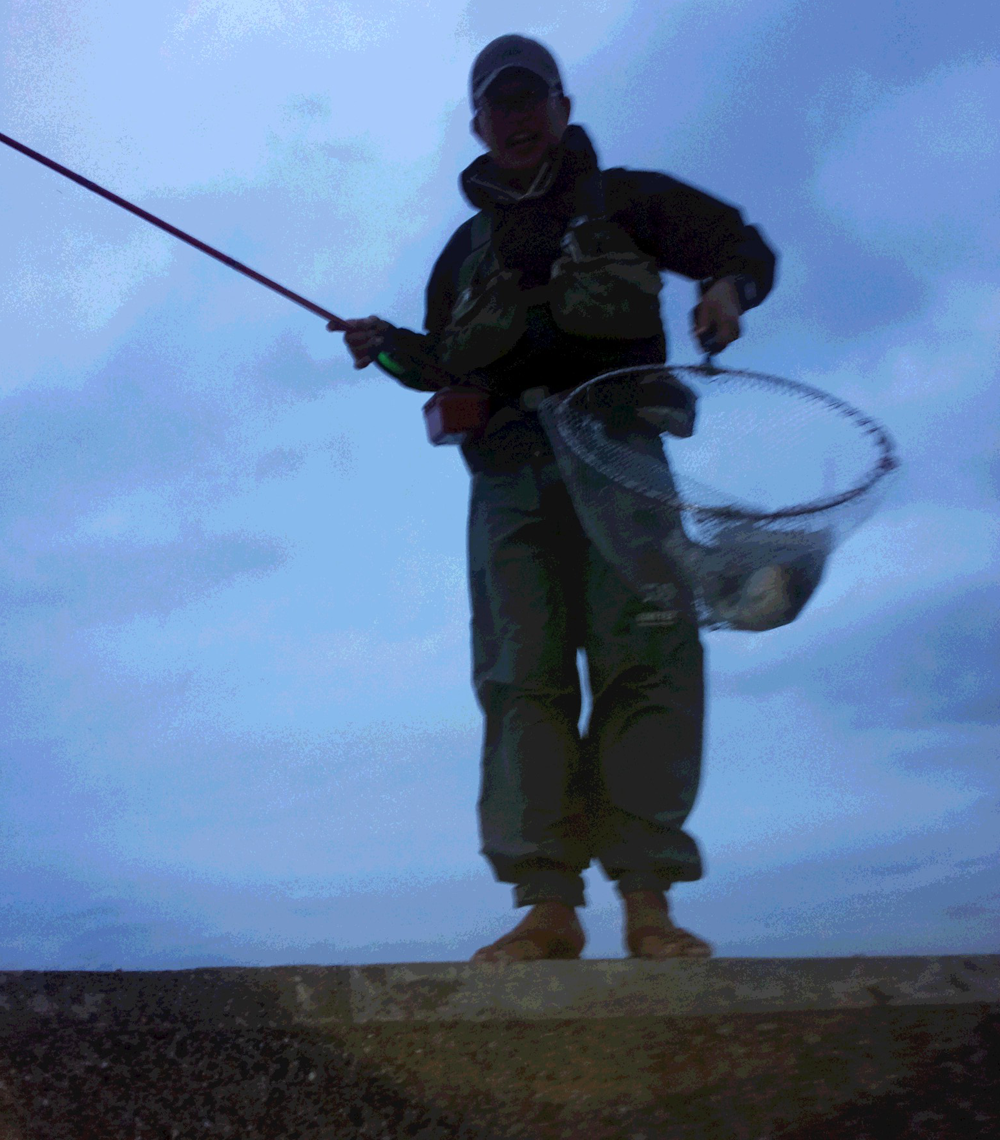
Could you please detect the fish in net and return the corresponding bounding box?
[536,363,899,632]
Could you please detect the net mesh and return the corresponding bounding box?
[537,363,899,632]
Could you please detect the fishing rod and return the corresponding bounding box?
[0,128,492,444]
[0,130,347,330]
[1,128,731,448]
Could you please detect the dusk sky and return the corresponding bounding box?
[1,0,997,969]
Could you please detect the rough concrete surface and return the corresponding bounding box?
[0,958,997,1139]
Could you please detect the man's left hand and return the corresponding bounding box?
[692,276,741,353]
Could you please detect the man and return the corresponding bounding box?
[335,35,776,962]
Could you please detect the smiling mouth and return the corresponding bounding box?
[507,133,538,149]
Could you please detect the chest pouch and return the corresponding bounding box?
[438,263,548,376]
[547,217,664,340]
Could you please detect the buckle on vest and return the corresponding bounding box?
[519,386,550,411]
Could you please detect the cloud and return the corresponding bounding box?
[171,0,314,45]
[1,710,483,895]
[456,0,638,69]
[692,687,988,873]
[863,858,934,879]
[944,896,1000,921]
[812,58,1000,274]
[714,581,1000,734]
[255,446,304,481]
[0,337,227,527]
[0,285,359,527]
[4,526,285,621]
[168,0,388,58]
[736,850,1000,957]
[77,554,472,739]
[3,222,175,343]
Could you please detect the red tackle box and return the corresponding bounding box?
[423,388,492,446]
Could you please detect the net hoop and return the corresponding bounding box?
[537,360,901,631]
[546,362,899,523]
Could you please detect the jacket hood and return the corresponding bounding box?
[460,123,600,211]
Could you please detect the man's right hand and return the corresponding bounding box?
[332,315,389,369]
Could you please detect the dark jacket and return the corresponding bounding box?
[376,124,776,468]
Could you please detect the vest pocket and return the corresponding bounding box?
[547,219,662,339]
[439,270,529,373]
[548,251,664,339]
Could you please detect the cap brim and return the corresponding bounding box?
[472,64,551,105]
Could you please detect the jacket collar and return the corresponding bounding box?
[460,123,600,211]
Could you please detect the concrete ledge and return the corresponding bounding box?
[1,954,997,1029]
[1,958,997,1139]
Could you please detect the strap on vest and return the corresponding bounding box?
[455,212,493,299]
[569,169,607,225]
[470,210,491,252]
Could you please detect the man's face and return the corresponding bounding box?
[473,68,571,172]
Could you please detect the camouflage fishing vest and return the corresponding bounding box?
[438,170,664,376]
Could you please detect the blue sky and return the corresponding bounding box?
[1,0,997,969]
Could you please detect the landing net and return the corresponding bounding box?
[537,363,899,632]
